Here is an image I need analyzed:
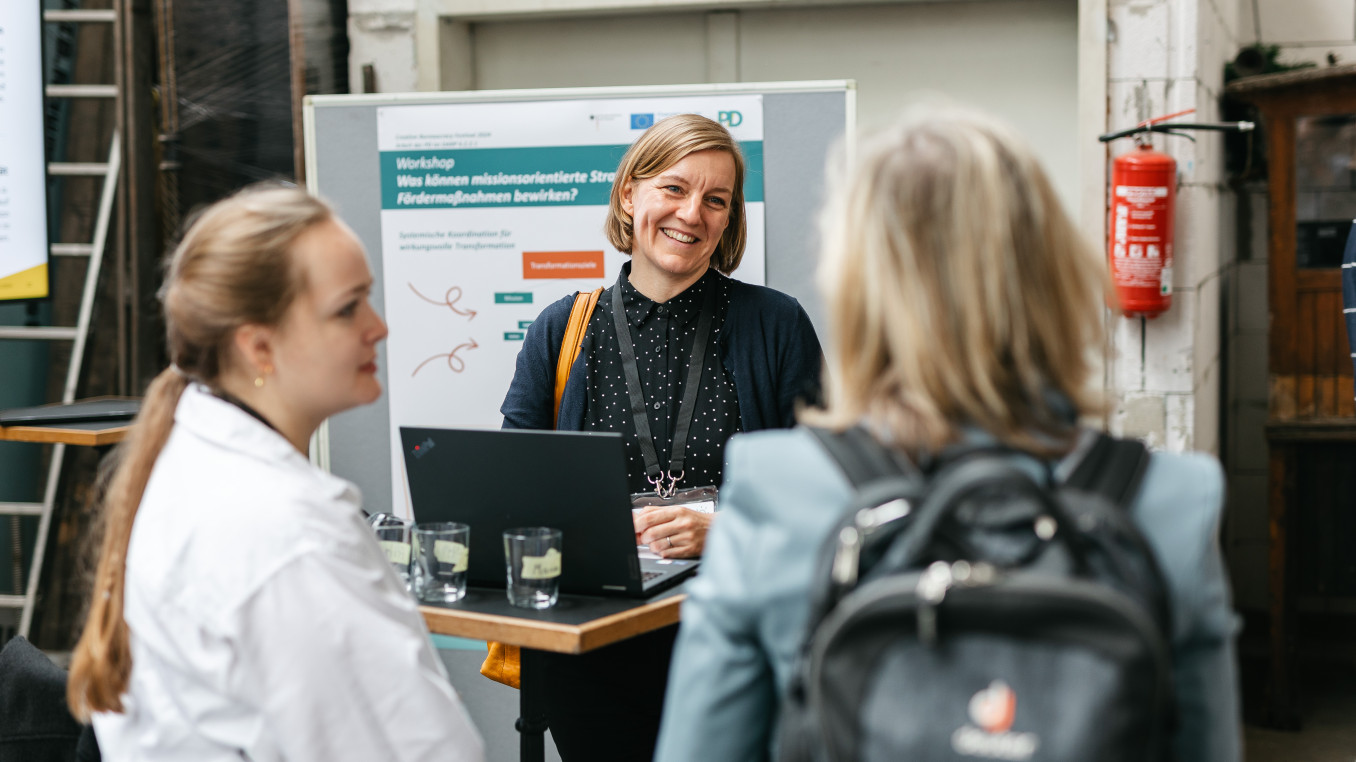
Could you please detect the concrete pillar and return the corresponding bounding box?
[1105,0,1245,454]
[348,0,420,93]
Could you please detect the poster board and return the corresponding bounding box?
[304,81,853,515]
[0,2,50,300]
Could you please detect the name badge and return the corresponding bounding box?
[631,484,719,513]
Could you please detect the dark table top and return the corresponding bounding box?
[419,583,687,654]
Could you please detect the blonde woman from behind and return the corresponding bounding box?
[654,106,1241,761]
[68,186,484,762]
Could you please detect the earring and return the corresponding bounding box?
[254,364,273,388]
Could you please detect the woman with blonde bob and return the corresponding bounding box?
[67,186,483,762]
[500,113,821,760]
[654,107,1241,761]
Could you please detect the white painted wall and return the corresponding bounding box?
[468,13,709,88]
[348,0,423,94]
[349,0,1083,210]
[1256,0,1356,67]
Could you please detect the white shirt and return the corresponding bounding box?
[92,385,484,762]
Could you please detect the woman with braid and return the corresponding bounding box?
[67,186,483,762]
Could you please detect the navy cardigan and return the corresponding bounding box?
[501,276,823,434]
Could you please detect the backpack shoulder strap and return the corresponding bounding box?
[1063,431,1150,510]
[806,425,916,487]
[552,287,603,427]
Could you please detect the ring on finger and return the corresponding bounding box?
[666,536,674,550]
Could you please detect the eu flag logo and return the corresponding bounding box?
[630,113,655,130]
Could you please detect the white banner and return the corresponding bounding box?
[0,2,49,300]
[376,94,765,514]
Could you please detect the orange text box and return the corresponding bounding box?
[522,251,605,280]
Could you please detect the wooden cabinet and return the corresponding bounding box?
[1229,64,1356,727]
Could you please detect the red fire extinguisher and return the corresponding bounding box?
[1099,109,1254,319]
[1108,143,1176,319]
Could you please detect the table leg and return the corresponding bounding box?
[1266,446,1300,729]
[516,647,548,762]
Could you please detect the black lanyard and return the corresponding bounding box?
[611,278,716,498]
[211,388,280,434]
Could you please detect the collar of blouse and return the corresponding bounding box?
[618,262,714,329]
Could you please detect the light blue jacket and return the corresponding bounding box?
[654,427,1241,762]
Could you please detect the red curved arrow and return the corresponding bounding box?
[408,282,477,321]
[412,337,479,377]
[445,287,478,321]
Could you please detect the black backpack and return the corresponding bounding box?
[776,427,1176,762]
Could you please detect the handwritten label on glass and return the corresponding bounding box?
[381,540,411,566]
[521,548,562,580]
[435,540,469,571]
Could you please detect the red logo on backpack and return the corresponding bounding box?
[969,681,1017,733]
[951,680,1039,760]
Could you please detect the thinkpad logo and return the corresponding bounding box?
[950,681,1040,760]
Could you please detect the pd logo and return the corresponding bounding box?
[630,113,655,129]
[718,110,743,127]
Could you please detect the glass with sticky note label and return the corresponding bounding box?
[503,527,563,609]
[413,522,470,603]
[372,516,414,593]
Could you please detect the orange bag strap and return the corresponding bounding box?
[485,286,603,691]
[552,287,603,426]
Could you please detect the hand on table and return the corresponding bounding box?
[634,506,713,559]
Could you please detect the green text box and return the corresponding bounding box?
[495,293,533,304]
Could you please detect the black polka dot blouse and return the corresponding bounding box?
[581,263,741,495]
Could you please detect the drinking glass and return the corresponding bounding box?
[372,516,413,592]
[413,522,470,603]
[503,527,562,609]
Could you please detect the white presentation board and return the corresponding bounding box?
[305,82,853,515]
[0,2,50,300]
[375,94,766,513]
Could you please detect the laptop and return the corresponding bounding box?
[399,426,699,598]
[0,398,141,426]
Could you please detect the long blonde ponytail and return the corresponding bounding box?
[67,368,186,718]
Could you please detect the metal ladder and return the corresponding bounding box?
[0,4,123,639]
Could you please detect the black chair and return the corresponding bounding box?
[0,635,99,762]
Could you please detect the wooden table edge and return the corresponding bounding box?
[0,424,131,446]
[575,593,685,652]
[420,593,685,655]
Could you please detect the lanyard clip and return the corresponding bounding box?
[648,469,685,499]
[647,471,668,497]
[663,469,684,499]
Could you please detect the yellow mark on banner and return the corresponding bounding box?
[521,548,562,580]
[0,263,49,300]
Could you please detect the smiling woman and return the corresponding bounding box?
[622,148,736,301]
[67,186,484,762]
[498,114,823,762]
